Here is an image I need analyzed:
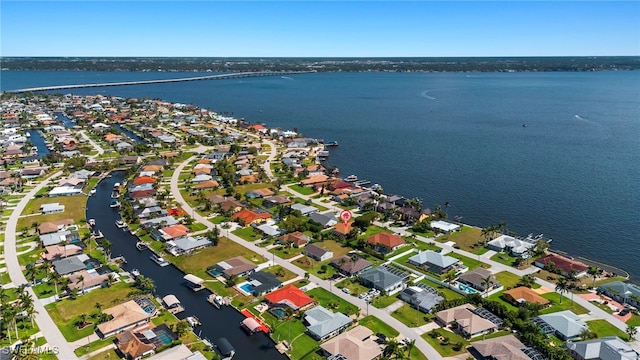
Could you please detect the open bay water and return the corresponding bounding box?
[3,70,639,280]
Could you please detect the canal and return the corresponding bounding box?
[86,171,286,360]
[27,129,50,159]
[114,124,146,144]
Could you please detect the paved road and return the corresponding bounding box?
[78,130,104,158]
[4,171,79,360]
[170,157,445,360]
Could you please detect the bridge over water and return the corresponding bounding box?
[5,70,315,93]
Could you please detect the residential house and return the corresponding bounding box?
[304,244,333,261]
[430,220,461,233]
[359,266,409,295]
[193,180,219,190]
[320,326,383,360]
[435,304,497,338]
[533,310,588,341]
[20,168,45,179]
[191,174,212,183]
[39,229,80,247]
[245,271,282,296]
[487,235,536,258]
[597,281,640,308]
[166,236,212,256]
[470,335,533,360]
[52,255,88,275]
[40,203,65,214]
[212,256,257,279]
[114,325,157,360]
[408,250,460,274]
[331,222,353,238]
[399,286,444,313]
[255,223,282,238]
[67,270,111,293]
[278,232,311,248]
[331,255,372,277]
[49,185,83,197]
[132,176,156,185]
[566,336,640,360]
[219,198,244,213]
[42,244,83,261]
[129,184,157,200]
[366,233,405,254]
[135,206,167,219]
[502,287,551,306]
[264,284,316,310]
[116,142,134,151]
[304,306,353,341]
[534,253,589,278]
[232,209,272,225]
[309,212,338,228]
[38,219,74,234]
[121,156,143,165]
[152,224,189,242]
[457,268,501,294]
[263,195,292,208]
[96,300,152,338]
[290,203,318,216]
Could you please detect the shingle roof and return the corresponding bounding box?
[566,336,640,360]
[320,326,382,360]
[304,306,352,340]
[472,335,529,360]
[409,250,458,268]
[535,310,588,340]
[359,266,407,290]
[503,287,551,306]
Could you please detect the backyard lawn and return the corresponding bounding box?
[261,264,299,282]
[335,278,370,297]
[232,226,261,241]
[419,278,465,300]
[170,237,265,280]
[494,271,522,289]
[18,195,89,229]
[306,287,359,316]
[289,184,315,195]
[441,226,483,252]
[491,252,520,267]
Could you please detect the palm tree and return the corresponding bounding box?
[24,265,38,286]
[50,271,61,298]
[555,278,569,304]
[383,339,400,359]
[482,275,493,298]
[626,325,637,341]
[95,302,103,312]
[587,266,600,288]
[445,270,457,290]
[25,304,38,329]
[405,339,416,359]
[76,274,85,294]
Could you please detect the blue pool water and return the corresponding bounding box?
[270,308,287,319]
[458,283,478,294]
[239,282,254,294]
[156,332,173,345]
[207,268,222,277]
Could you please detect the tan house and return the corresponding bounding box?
[38,219,75,234]
[435,304,497,338]
[320,325,382,360]
[471,334,531,360]
[503,286,551,306]
[96,300,151,338]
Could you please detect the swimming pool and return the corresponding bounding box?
[270,307,287,319]
[238,281,254,295]
[458,283,478,294]
[207,267,222,277]
[134,297,157,315]
[156,331,174,345]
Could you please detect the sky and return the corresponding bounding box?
[1,1,639,57]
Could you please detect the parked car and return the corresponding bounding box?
[342,288,351,294]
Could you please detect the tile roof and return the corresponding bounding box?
[366,232,405,248]
[472,335,529,360]
[503,286,551,306]
[320,326,382,360]
[264,284,315,309]
[97,300,150,337]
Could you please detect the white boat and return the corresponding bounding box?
[150,253,170,267]
[345,175,358,182]
[130,269,140,277]
[136,242,148,251]
[110,199,121,208]
[207,294,223,309]
[115,220,127,228]
[113,182,121,191]
[89,188,96,196]
[88,219,96,226]
[186,316,201,327]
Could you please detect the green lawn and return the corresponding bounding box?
[87,348,119,360]
[371,295,399,309]
[490,252,520,267]
[289,184,315,195]
[449,252,489,271]
[442,226,483,252]
[494,271,522,289]
[18,195,88,229]
[419,278,465,300]
[261,265,298,282]
[270,245,304,259]
[188,223,208,232]
[587,319,628,339]
[627,314,640,327]
[74,337,114,356]
[306,287,359,316]
[391,304,432,327]
[335,278,370,297]
[421,328,470,357]
[539,292,589,315]
[358,225,392,240]
[232,226,261,241]
[358,315,400,337]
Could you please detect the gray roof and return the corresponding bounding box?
[566,336,640,360]
[360,266,408,291]
[248,271,282,295]
[305,244,332,259]
[409,250,458,268]
[535,310,588,340]
[172,236,211,251]
[140,216,179,227]
[256,223,282,237]
[400,286,444,312]
[304,306,352,340]
[309,212,338,227]
[291,203,318,215]
[458,268,498,290]
[40,230,72,247]
[598,281,640,300]
[53,255,86,275]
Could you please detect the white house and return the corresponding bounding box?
[41,203,65,214]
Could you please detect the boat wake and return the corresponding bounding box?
[281,76,293,80]
[421,90,437,100]
[574,114,598,125]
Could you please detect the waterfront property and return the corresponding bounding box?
[487,234,535,258]
[264,284,316,310]
[430,220,461,233]
[115,323,178,359]
[597,281,640,308]
[96,300,152,338]
[534,253,589,278]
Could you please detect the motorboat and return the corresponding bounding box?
[89,188,96,196]
[110,198,121,208]
[150,253,170,267]
[130,269,140,277]
[345,175,358,182]
[115,220,127,228]
[136,242,148,251]
[186,316,201,327]
[88,219,96,226]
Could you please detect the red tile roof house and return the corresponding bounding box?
[132,176,156,185]
[264,285,316,311]
[157,224,190,241]
[278,232,312,248]
[232,209,272,226]
[534,253,589,278]
[366,233,406,255]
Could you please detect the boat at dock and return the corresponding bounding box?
[150,253,170,267]
[110,198,121,208]
[345,174,358,182]
[186,316,201,327]
[115,219,127,229]
[207,294,224,309]
[130,268,140,278]
[135,242,148,251]
[88,219,96,226]
[354,179,371,186]
[324,140,338,146]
